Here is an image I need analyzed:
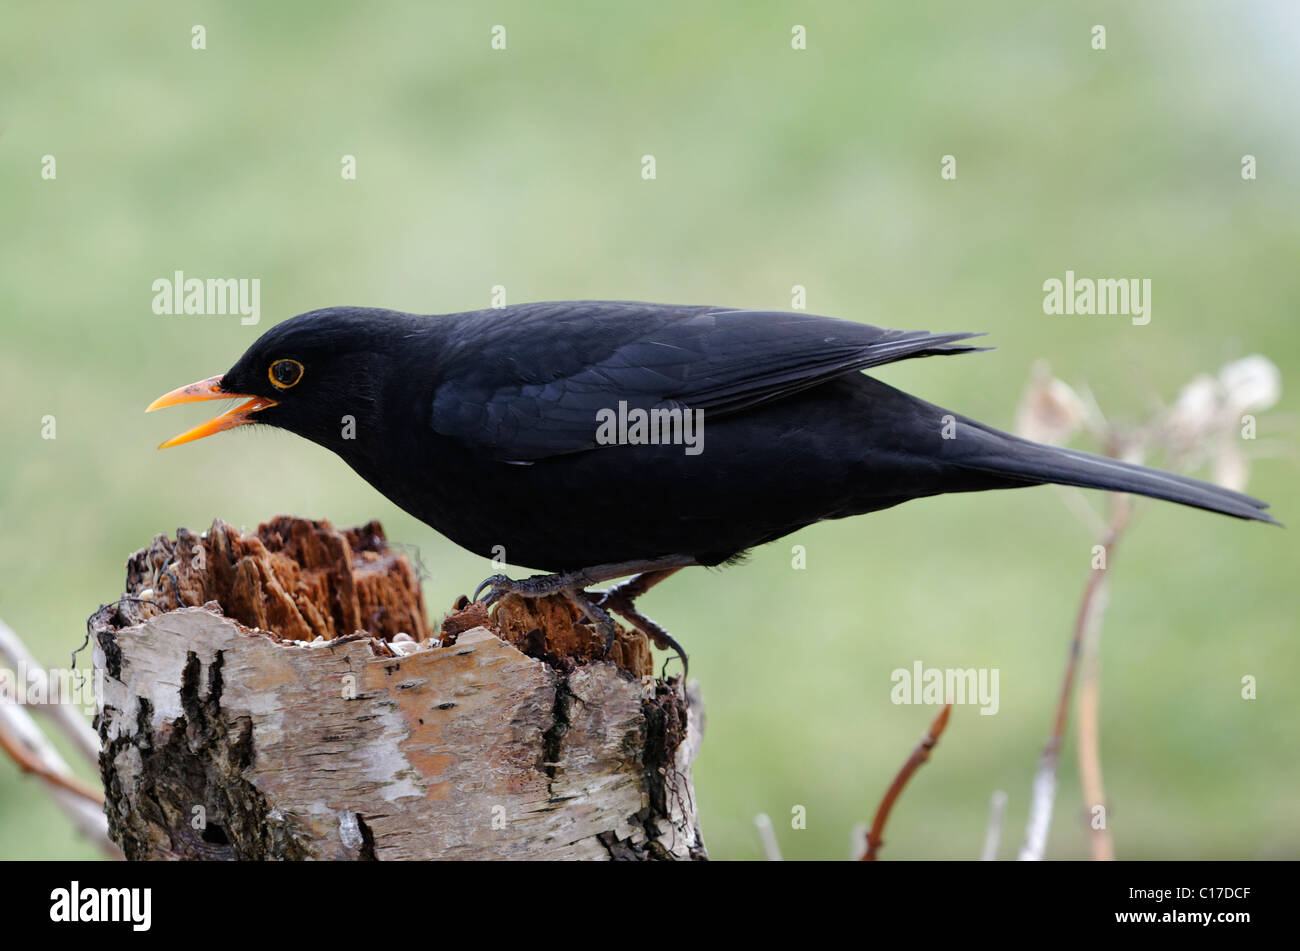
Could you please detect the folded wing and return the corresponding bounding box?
[431,301,986,462]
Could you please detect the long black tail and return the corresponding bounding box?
[951,422,1277,525]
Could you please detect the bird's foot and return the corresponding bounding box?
[472,561,692,677]
[473,556,693,608]
[563,588,621,658]
[472,569,595,608]
[471,571,623,661]
[598,580,689,679]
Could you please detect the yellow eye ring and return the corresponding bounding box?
[268,359,304,389]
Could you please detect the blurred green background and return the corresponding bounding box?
[2,1,1297,860]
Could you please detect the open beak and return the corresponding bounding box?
[146,375,277,449]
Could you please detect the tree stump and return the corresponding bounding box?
[90,517,706,860]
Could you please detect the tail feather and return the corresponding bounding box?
[954,428,1278,525]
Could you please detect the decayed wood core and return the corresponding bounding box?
[91,517,705,860]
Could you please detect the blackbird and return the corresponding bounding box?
[148,302,1275,669]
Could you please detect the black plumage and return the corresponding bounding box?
[149,302,1275,666]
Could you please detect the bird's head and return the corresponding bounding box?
[147,307,417,452]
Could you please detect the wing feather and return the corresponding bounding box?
[430,302,986,461]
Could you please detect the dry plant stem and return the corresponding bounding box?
[980,790,1008,860]
[0,617,101,765]
[1019,493,1132,861]
[1053,485,1110,538]
[1076,658,1113,860]
[849,823,868,860]
[0,617,116,856]
[862,703,952,860]
[754,813,782,861]
[1075,494,1130,861]
[0,710,104,804]
[0,696,117,856]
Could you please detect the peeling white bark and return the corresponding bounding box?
[92,518,705,860]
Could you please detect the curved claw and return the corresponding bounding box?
[659,643,689,681]
[598,591,689,679]
[473,575,508,603]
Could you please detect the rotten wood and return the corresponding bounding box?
[92,517,706,860]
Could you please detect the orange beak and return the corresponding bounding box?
[146,375,277,449]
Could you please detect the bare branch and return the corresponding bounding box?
[0,616,101,766]
[1075,496,1129,861]
[862,703,953,860]
[0,709,103,804]
[754,813,782,861]
[1019,494,1131,861]
[980,789,1008,860]
[0,695,117,857]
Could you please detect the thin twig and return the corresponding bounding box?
[862,703,953,860]
[849,822,869,860]
[980,790,1008,860]
[0,710,104,804]
[1076,652,1114,860]
[1075,494,1130,861]
[1053,484,1110,538]
[0,616,101,766]
[0,615,115,855]
[0,696,117,857]
[1019,493,1131,860]
[754,813,782,861]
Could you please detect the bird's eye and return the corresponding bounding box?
[269,359,304,389]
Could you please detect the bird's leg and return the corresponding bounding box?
[473,556,694,607]
[597,568,689,678]
[611,600,689,679]
[473,558,695,674]
[473,569,587,607]
[561,588,620,656]
[598,567,680,605]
